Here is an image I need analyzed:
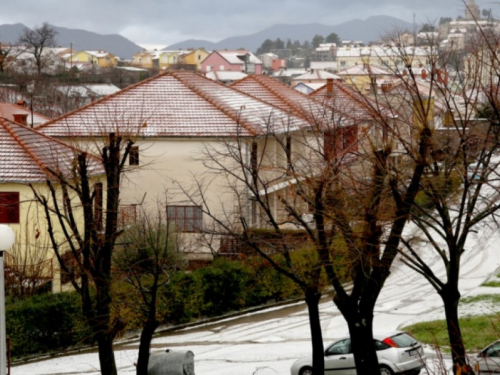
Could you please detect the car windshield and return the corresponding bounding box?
[389,333,418,348]
[326,339,351,355]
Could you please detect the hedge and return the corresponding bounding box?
[6,292,92,358]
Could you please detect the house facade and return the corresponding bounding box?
[0,116,104,293]
[38,71,312,260]
[201,50,263,75]
[37,71,392,261]
[336,45,434,73]
[180,48,210,71]
[71,50,117,68]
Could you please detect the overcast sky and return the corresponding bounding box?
[0,0,495,48]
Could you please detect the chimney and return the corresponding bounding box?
[13,113,28,125]
[16,100,26,107]
[326,78,333,96]
[421,69,428,80]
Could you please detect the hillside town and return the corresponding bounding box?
[2,0,500,374]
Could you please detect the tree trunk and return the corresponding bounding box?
[136,319,160,375]
[335,295,380,375]
[97,333,118,375]
[440,287,472,375]
[305,290,325,375]
[347,314,379,375]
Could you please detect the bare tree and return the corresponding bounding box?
[18,23,57,76]
[31,133,134,375]
[385,24,500,374]
[179,73,432,374]
[114,204,186,375]
[4,211,52,298]
[0,41,12,73]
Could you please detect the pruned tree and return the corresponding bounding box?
[177,71,433,374]
[4,216,52,298]
[385,21,500,374]
[114,205,186,375]
[18,23,57,76]
[31,132,134,375]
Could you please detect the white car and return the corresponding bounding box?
[473,340,500,374]
[290,331,426,375]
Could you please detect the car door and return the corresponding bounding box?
[324,339,356,375]
[477,341,500,374]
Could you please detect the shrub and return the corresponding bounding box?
[6,292,92,358]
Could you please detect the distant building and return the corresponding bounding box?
[271,68,308,85]
[205,71,248,84]
[259,53,286,72]
[201,50,263,75]
[294,82,327,94]
[71,50,117,68]
[291,69,341,88]
[312,43,336,61]
[270,49,292,59]
[310,61,337,72]
[179,49,210,71]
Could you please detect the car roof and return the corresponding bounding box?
[333,330,405,342]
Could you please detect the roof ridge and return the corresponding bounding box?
[252,75,314,120]
[332,80,392,120]
[1,117,102,179]
[38,71,173,130]
[0,118,52,176]
[171,71,260,136]
[4,102,52,121]
[310,80,388,121]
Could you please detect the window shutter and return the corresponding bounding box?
[0,192,20,224]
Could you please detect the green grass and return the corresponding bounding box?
[482,281,500,287]
[402,315,500,352]
[461,294,500,304]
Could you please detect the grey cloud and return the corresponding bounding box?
[0,0,494,46]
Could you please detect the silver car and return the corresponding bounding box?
[290,331,426,375]
[473,340,500,374]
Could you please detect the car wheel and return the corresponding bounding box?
[379,365,394,375]
[299,366,314,375]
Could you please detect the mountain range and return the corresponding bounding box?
[0,23,143,59]
[165,16,414,51]
[0,16,413,60]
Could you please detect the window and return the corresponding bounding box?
[167,205,203,232]
[0,192,20,224]
[129,146,139,166]
[324,126,358,159]
[220,65,225,70]
[119,205,137,227]
[326,339,351,355]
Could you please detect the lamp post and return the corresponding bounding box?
[0,225,14,375]
[27,81,35,128]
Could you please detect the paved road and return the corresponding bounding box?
[11,220,500,374]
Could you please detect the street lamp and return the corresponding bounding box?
[0,225,14,375]
[27,81,35,128]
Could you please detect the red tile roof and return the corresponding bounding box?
[310,80,393,121]
[231,74,325,118]
[0,103,51,126]
[38,71,311,138]
[232,75,389,125]
[0,117,102,183]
